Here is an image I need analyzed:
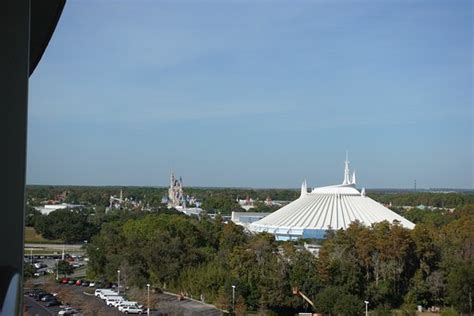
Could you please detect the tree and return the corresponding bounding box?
[314,286,342,314]
[235,295,247,316]
[333,294,365,316]
[214,287,230,311]
[23,263,35,280]
[25,206,42,227]
[446,261,474,314]
[34,208,98,243]
[56,260,74,277]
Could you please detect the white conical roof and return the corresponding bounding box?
[249,157,415,239]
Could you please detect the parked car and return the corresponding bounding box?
[41,294,55,302]
[34,262,46,269]
[75,280,82,286]
[81,281,89,287]
[95,289,117,297]
[105,296,124,307]
[61,278,70,284]
[34,292,49,301]
[58,307,78,315]
[68,280,75,285]
[45,299,60,307]
[89,282,95,287]
[118,302,142,311]
[121,305,144,314]
[28,288,44,297]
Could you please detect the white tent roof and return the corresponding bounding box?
[249,156,415,235]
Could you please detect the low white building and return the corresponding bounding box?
[34,203,84,215]
[231,212,272,226]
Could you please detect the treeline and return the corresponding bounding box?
[26,186,169,208]
[27,185,474,215]
[368,192,474,208]
[85,206,474,315]
[25,205,172,243]
[26,185,300,214]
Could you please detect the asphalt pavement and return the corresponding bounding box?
[23,295,60,316]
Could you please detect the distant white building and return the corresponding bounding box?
[34,203,84,215]
[249,155,415,240]
[237,196,255,211]
[303,243,322,257]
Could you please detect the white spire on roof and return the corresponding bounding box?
[351,170,356,184]
[342,152,351,185]
[301,180,307,197]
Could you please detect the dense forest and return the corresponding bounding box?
[84,206,473,315]
[25,186,474,314]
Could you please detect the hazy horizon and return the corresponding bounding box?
[27,1,473,189]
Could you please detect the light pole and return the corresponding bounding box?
[147,283,150,315]
[56,259,59,281]
[364,300,369,316]
[117,270,121,295]
[231,285,236,312]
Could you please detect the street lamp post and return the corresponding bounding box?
[56,259,59,281]
[117,270,121,295]
[147,283,150,315]
[364,300,369,316]
[231,285,236,312]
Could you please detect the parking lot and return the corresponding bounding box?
[25,251,87,279]
[25,278,223,316]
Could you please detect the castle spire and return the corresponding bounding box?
[343,152,350,185]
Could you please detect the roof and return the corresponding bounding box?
[249,156,415,234]
[249,188,415,231]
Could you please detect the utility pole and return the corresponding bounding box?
[117,270,121,295]
[231,285,236,312]
[147,283,150,315]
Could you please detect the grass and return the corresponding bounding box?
[24,226,63,243]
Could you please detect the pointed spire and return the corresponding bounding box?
[343,151,350,185]
[120,189,123,201]
[351,170,356,184]
[301,180,307,197]
[361,187,366,197]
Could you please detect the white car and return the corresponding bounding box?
[121,305,144,314]
[118,302,142,311]
[95,289,118,299]
[89,282,95,287]
[95,289,113,297]
[105,296,124,306]
[100,293,121,300]
[58,307,78,315]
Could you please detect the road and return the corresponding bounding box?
[24,295,60,316]
[25,244,84,250]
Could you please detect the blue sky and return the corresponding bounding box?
[28,0,473,189]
